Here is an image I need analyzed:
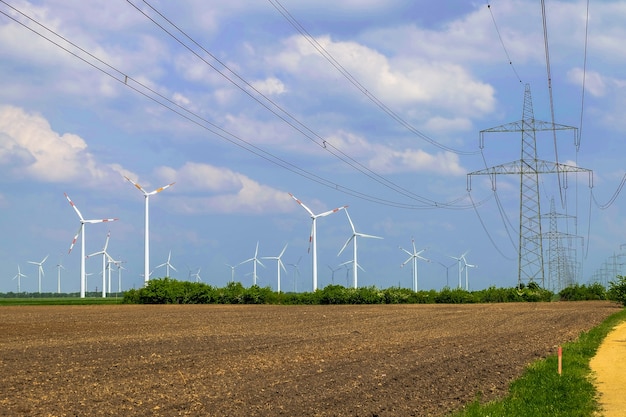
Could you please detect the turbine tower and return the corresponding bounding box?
[86,231,112,298]
[240,242,264,286]
[65,193,118,298]
[338,209,382,289]
[12,265,27,293]
[155,250,177,278]
[289,192,347,291]
[27,254,48,293]
[400,239,429,292]
[124,176,175,287]
[467,84,592,288]
[262,244,288,292]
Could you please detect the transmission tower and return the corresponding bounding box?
[543,197,583,292]
[467,84,593,288]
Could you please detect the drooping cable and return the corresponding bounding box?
[577,0,590,151]
[485,2,523,84]
[540,0,565,206]
[0,1,488,211]
[266,0,480,157]
[131,0,470,208]
[468,191,516,260]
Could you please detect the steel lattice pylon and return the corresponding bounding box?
[467,84,592,288]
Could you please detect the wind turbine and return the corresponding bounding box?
[289,192,348,291]
[337,209,383,289]
[191,267,202,282]
[65,193,118,298]
[124,176,175,287]
[327,264,342,284]
[461,253,477,291]
[449,251,469,289]
[225,263,238,283]
[287,256,302,292]
[86,231,112,298]
[12,265,27,293]
[262,244,288,293]
[400,239,429,291]
[155,250,177,277]
[56,256,65,294]
[28,254,49,293]
[240,241,264,286]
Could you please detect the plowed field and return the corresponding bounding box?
[0,301,620,416]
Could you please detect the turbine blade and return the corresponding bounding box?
[317,205,348,218]
[84,218,119,224]
[345,210,356,233]
[68,224,82,254]
[148,182,176,196]
[64,193,85,221]
[289,193,315,216]
[355,232,383,239]
[124,175,148,195]
[337,236,354,256]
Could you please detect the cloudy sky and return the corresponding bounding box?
[1,0,625,294]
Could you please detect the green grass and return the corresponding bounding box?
[450,306,626,417]
[0,297,125,306]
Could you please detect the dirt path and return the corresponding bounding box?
[590,320,626,417]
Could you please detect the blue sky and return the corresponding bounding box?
[2,0,626,294]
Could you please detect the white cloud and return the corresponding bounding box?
[0,105,125,186]
[251,77,286,96]
[154,161,293,214]
[274,34,495,117]
[328,130,465,175]
[567,68,607,97]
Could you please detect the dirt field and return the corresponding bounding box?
[0,301,620,417]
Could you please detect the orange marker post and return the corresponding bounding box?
[557,346,562,375]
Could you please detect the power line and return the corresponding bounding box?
[485,2,523,84]
[266,0,481,157]
[0,0,483,211]
[129,0,473,208]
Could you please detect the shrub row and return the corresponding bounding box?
[121,278,579,305]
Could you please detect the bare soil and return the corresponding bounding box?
[0,301,620,417]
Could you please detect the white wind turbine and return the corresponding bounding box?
[155,250,177,278]
[12,265,27,293]
[56,256,65,294]
[86,231,112,298]
[124,176,175,287]
[449,251,469,289]
[337,209,383,289]
[262,244,288,293]
[191,267,202,282]
[225,263,238,283]
[289,193,348,291]
[400,239,429,291]
[287,256,302,292]
[240,241,264,286]
[461,253,477,291]
[65,192,118,298]
[28,254,49,293]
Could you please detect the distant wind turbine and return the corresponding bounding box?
[400,239,429,291]
[65,192,118,298]
[124,176,175,287]
[240,241,264,286]
[56,255,65,294]
[86,231,112,298]
[262,244,288,292]
[28,254,49,293]
[191,267,202,282]
[289,192,347,291]
[12,265,27,293]
[287,256,302,292]
[338,210,383,289]
[461,253,477,291]
[225,263,238,283]
[327,264,342,284]
[449,251,469,289]
[155,250,177,278]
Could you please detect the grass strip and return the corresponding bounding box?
[451,306,626,417]
[0,297,124,306]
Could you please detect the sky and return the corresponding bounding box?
[2,0,626,294]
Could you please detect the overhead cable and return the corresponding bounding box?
[0,1,486,211]
[131,0,469,208]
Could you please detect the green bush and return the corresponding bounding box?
[608,275,626,306]
[559,283,606,301]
